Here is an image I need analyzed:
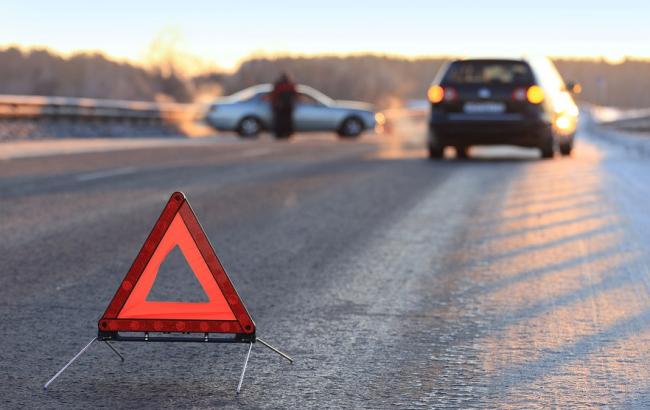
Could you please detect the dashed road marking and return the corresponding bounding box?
[76,166,136,182]
[239,147,275,158]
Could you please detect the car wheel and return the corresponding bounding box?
[456,146,469,159]
[338,117,364,138]
[540,131,555,159]
[559,141,573,156]
[237,117,262,138]
[428,143,444,159]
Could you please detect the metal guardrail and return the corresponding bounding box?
[590,105,650,132]
[0,95,205,122]
[602,116,650,133]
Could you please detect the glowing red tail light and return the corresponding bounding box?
[512,87,527,101]
[444,87,458,102]
[513,86,544,104]
[428,86,458,104]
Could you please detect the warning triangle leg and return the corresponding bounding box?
[103,340,125,362]
[257,338,294,364]
[236,342,253,394]
[44,337,97,390]
[236,338,292,394]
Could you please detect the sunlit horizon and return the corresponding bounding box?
[1,43,645,75]
[4,0,650,72]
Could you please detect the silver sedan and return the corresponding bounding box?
[206,84,379,138]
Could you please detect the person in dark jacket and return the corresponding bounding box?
[270,73,297,139]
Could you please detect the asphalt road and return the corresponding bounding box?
[2,117,650,408]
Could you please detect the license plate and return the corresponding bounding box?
[463,102,505,114]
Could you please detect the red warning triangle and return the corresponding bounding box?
[98,192,255,335]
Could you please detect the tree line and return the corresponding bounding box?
[1,47,649,109]
[0,47,193,102]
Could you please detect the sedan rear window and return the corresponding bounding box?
[442,61,533,85]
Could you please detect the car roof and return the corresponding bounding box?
[451,55,552,64]
[242,83,323,94]
[225,84,334,105]
[246,84,272,93]
[453,57,527,64]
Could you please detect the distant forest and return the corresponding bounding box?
[0,47,193,102]
[1,47,649,108]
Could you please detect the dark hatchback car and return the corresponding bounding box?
[427,57,579,159]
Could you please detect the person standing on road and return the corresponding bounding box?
[270,72,297,139]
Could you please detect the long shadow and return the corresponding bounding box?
[459,246,623,299]
[470,198,602,226]
[418,253,636,355]
[500,191,604,213]
[465,227,619,266]
[488,261,638,333]
[465,211,612,243]
[487,308,650,391]
[473,189,600,212]
[485,180,603,200]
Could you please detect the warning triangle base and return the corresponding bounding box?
[98,331,254,344]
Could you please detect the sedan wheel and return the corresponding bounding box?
[237,117,262,138]
[338,117,363,138]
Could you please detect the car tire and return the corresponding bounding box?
[237,117,262,138]
[456,146,469,159]
[540,131,555,159]
[559,141,573,156]
[338,117,364,138]
[428,143,444,159]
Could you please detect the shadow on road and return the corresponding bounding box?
[412,143,650,406]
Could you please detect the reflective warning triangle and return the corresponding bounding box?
[99,192,255,335]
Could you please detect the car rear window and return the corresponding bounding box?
[442,61,534,85]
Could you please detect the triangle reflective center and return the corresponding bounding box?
[98,192,255,335]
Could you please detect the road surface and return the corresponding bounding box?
[2,117,650,408]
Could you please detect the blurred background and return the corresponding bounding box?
[2,1,649,110]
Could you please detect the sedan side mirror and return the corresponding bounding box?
[565,81,582,94]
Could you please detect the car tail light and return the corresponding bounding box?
[428,86,458,104]
[512,87,527,101]
[444,87,458,101]
[428,85,444,103]
[526,85,545,104]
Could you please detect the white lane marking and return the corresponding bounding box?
[0,136,242,160]
[238,147,275,158]
[76,166,136,182]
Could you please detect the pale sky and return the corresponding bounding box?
[2,0,648,71]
